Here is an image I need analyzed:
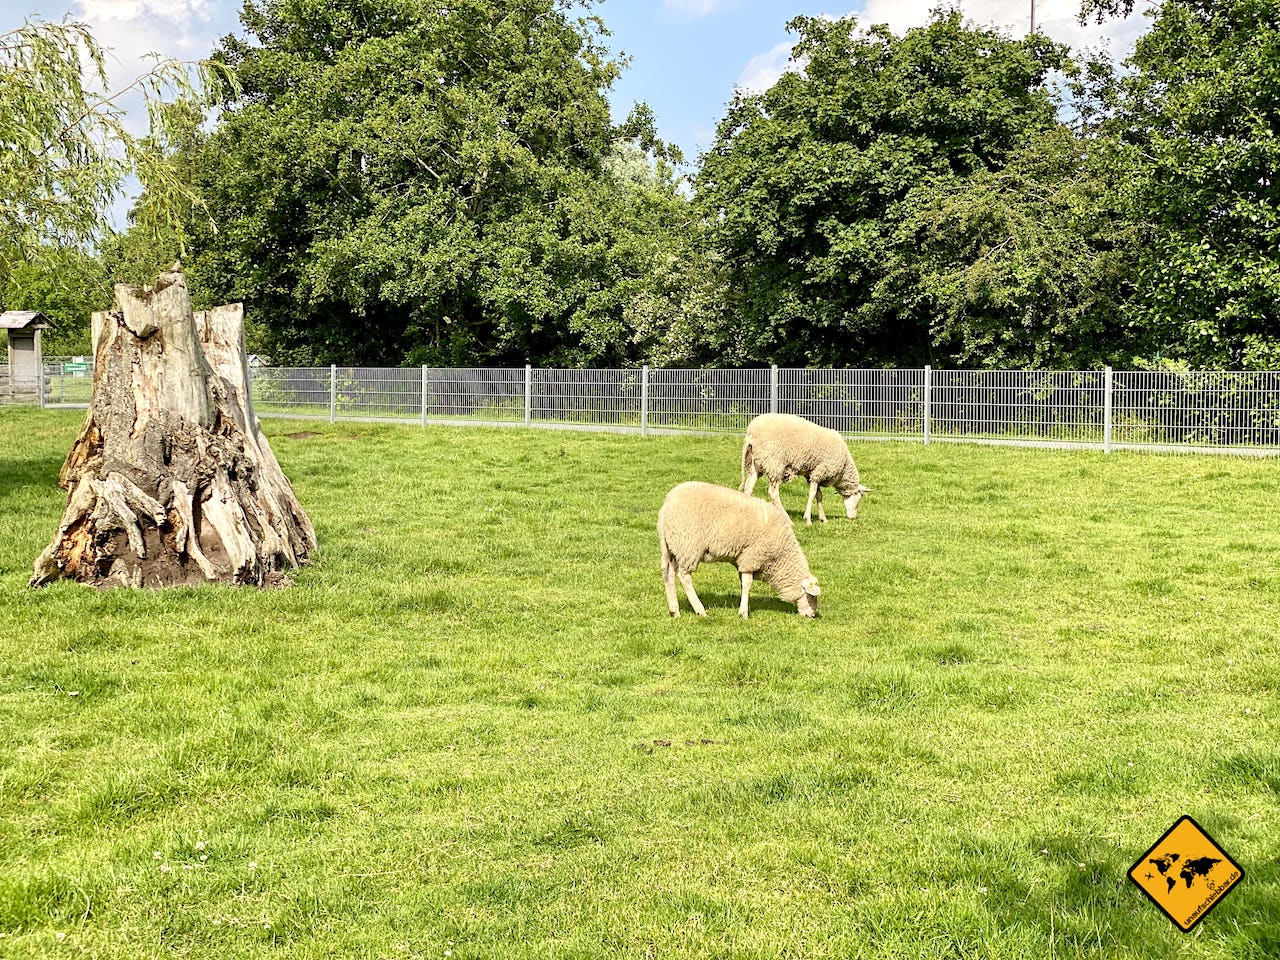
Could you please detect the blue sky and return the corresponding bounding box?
[598,0,1147,166]
[596,0,868,163]
[8,0,1148,213]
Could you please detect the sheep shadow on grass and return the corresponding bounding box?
[681,592,801,618]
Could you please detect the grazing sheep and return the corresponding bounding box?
[658,481,821,619]
[741,412,870,524]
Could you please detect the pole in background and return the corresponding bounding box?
[421,365,428,427]
[1104,365,1113,454]
[770,364,779,413]
[524,364,532,426]
[330,364,337,424]
[641,365,649,437]
[923,365,932,445]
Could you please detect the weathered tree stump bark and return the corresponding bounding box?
[31,265,316,588]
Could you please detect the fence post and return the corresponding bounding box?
[329,364,337,424]
[421,365,428,427]
[524,364,532,426]
[37,360,46,409]
[923,365,932,445]
[641,365,649,437]
[770,364,778,413]
[1103,365,1113,454]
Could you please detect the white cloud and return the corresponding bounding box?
[736,40,797,95]
[737,2,1148,97]
[662,0,732,17]
[74,0,215,93]
[856,0,1147,58]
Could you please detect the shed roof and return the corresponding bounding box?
[1,310,51,330]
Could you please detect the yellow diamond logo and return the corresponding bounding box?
[1129,816,1244,932]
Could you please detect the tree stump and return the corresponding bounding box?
[31,265,317,588]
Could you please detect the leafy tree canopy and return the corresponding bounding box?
[887,125,1141,368]
[0,17,222,347]
[695,10,1070,366]
[1101,0,1280,367]
[183,0,698,366]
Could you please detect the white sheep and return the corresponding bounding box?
[658,481,821,618]
[741,412,870,524]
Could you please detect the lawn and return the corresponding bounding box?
[1,407,1277,959]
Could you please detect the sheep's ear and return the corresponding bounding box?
[803,577,821,597]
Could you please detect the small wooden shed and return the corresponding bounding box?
[2,310,51,388]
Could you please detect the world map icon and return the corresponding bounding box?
[1129,817,1243,932]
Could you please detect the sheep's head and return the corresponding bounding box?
[835,472,871,518]
[796,576,821,617]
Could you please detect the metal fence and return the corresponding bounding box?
[30,360,1280,455]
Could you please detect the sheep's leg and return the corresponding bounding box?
[677,569,707,616]
[738,571,753,619]
[816,485,827,523]
[743,462,759,495]
[804,478,821,524]
[663,555,680,617]
[767,478,784,512]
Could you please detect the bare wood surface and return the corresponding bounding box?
[31,266,315,588]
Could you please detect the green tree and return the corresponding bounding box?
[0,17,221,345]
[696,11,1070,366]
[1091,0,1280,367]
[872,44,1143,371]
[184,0,693,366]
[1,247,107,356]
[882,125,1141,368]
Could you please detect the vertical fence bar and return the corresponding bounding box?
[923,365,932,445]
[421,365,428,426]
[524,364,532,426]
[329,364,337,423]
[1103,365,1113,453]
[770,364,778,413]
[641,365,649,437]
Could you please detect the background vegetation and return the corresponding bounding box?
[3,408,1279,957]
[4,1,1280,368]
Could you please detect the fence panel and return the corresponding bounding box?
[1113,370,1280,450]
[251,366,333,416]
[423,367,525,421]
[40,356,94,406]
[779,368,925,438]
[930,370,1106,445]
[334,366,422,419]
[531,368,641,426]
[647,368,771,432]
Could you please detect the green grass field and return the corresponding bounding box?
[1,407,1278,959]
